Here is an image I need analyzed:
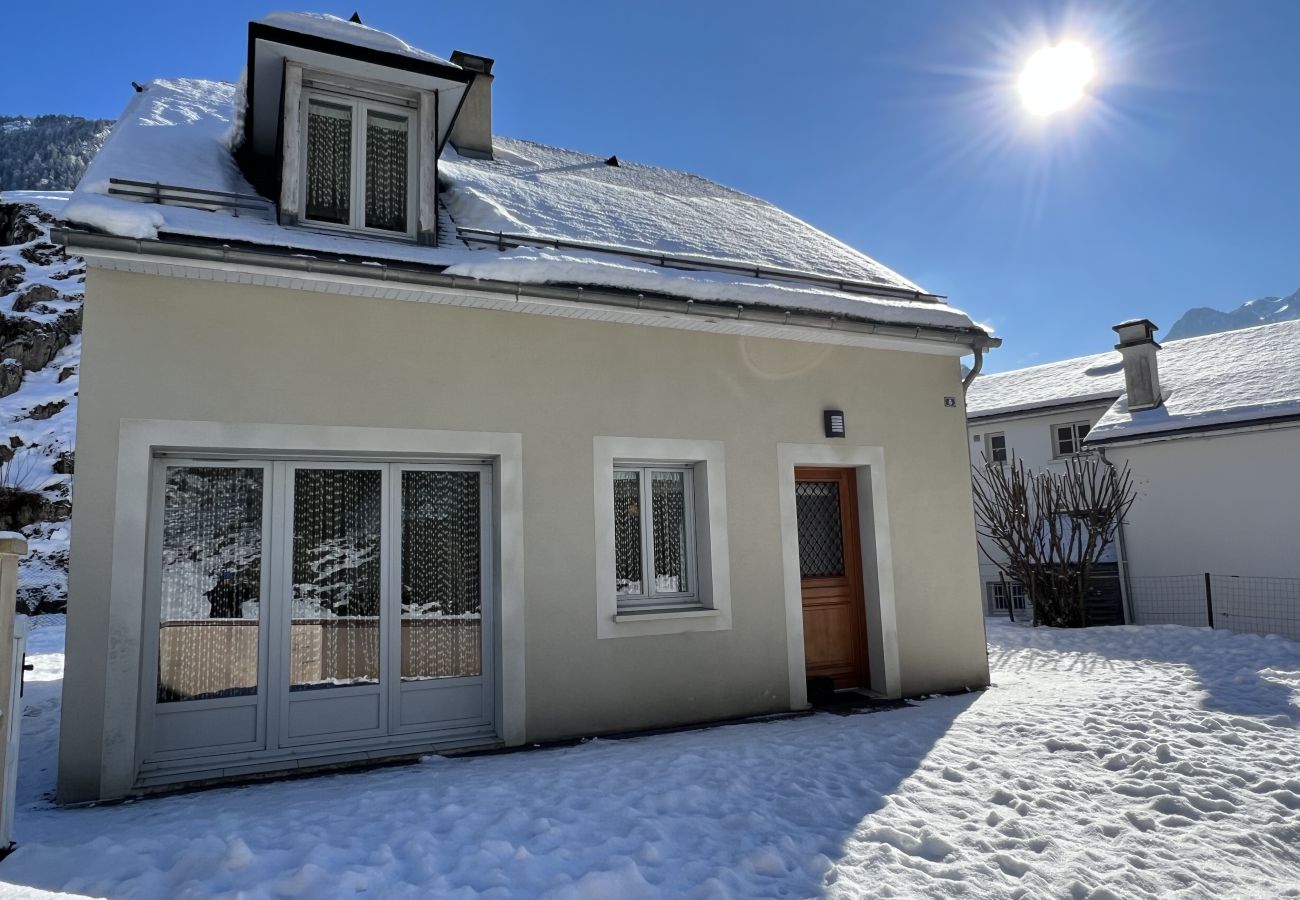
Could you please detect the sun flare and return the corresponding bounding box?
[1018,42,1095,115]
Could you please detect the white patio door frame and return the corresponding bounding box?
[139,453,497,774]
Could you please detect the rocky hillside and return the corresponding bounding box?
[0,200,81,613]
[1167,289,1300,341]
[0,115,112,191]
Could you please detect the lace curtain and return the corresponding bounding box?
[365,111,409,232]
[305,101,352,225]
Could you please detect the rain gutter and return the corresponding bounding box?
[52,226,1001,354]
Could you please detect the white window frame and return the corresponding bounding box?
[593,437,732,639]
[987,581,1028,615]
[299,87,419,239]
[984,431,1008,464]
[1051,421,1091,458]
[613,463,699,610]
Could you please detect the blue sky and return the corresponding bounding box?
[4,1,1297,371]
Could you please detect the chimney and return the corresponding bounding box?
[449,50,494,159]
[1112,319,1163,411]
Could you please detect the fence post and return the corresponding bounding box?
[1204,572,1214,629]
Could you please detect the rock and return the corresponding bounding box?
[20,243,63,267]
[1,327,71,372]
[0,360,21,399]
[57,307,83,334]
[28,399,67,420]
[0,263,23,295]
[8,436,22,449]
[0,205,43,245]
[0,488,49,532]
[57,366,75,383]
[52,450,74,475]
[12,284,60,312]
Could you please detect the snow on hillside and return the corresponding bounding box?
[0,196,81,613]
[1167,288,1300,341]
[2,620,1296,898]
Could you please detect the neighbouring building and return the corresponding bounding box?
[967,317,1300,625]
[53,13,998,802]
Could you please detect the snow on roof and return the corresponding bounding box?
[60,78,985,334]
[440,138,921,290]
[969,318,1300,442]
[1089,318,1300,441]
[965,348,1125,419]
[258,12,454,65]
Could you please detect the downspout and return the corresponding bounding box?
[1095,446,1135,624]
[962,344,985,393]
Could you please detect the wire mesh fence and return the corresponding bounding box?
[1130,573,1300,642]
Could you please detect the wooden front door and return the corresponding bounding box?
[795,467,868,690]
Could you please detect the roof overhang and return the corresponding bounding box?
[966,395,1121,424]
[53,225,996,357]
[1085,411,1300,448]
[243,20,473,164]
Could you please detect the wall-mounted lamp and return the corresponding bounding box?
[823,409,846,439]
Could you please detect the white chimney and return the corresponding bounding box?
[449,50,494,159]
[1112,319,1163,411]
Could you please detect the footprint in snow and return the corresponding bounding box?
[860,826,958,863]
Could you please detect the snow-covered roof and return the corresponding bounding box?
[258,12,454,66]
[968,318,1300,443]
[965,349,1125,419]
[60,78,986,336]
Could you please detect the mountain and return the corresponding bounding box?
[1166,289,1300,341]
[0,114,113,191]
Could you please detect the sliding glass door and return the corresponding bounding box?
[142,458,494,770]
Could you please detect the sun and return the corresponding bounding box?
[1018,42,1096,115]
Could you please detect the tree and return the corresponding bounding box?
[972,453,1135,628]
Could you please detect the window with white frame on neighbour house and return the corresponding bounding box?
[985,432,1008,463]
[1052,421,1091,457]
[988,581,1028,614]
[302,91,414,235]
[612,464,698,610]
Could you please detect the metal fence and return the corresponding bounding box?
[1130,573,1300,642]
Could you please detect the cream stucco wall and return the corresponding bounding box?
[60,265,989,802]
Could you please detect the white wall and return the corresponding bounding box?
[1108,425,1300,579]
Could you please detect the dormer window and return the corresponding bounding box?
[301,90,415,236]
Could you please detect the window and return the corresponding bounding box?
[1052,421,1091,457]
[985,432,1008,464]
[302,91,415,236]
[613,464,697,609]
[987,581,1028,615]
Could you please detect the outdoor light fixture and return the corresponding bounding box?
[823,409,846,438]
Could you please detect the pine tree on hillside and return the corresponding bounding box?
[0,115,114,191]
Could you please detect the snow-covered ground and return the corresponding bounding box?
[1,619,1298,898]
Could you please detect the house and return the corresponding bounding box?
[52,13,998,803]
[966,317,1300,622]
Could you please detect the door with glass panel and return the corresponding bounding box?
[144,460,272,761]
[143,458,493,768]
[389,465,493,733]
[279,462,389,746]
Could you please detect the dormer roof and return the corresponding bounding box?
[241,13,471,198]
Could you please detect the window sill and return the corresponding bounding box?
[613,607,720,624]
